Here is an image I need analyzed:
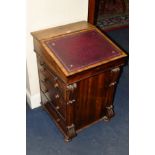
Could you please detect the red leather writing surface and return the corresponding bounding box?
[45,30,121,72]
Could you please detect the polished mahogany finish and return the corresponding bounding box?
[31,21,127,141]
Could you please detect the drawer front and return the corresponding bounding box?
[37,58,66,98]
[40,92,67,134]
[40,81,66,121]
[37,56,67,120]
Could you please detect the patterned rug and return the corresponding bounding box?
[97,14,129,31]
[96,0,129,31]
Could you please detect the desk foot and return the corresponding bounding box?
[103,105,115,121]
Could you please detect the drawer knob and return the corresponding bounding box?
[56,106,60,110]
[40,66,45,72]
[54,83,59,88]
[55,94,60,99]
[56,118,60,122]
[109,81,117,87]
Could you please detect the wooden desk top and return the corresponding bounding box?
[44,29,122,72]
[32,21,127,77]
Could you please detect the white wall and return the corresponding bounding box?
[26,0,89,108]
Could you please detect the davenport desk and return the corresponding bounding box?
[31,21,127,141]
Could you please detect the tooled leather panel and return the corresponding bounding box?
[45,30,121,72]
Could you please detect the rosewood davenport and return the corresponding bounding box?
[31,21,127,141]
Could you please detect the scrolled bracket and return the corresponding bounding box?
[67,83,77,91]
[65,124,76,142]
[103,105,115,122]
[111,67,120,73]
[109,81,117,87]
[67,99,76,105]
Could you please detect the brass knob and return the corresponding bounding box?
[56,106,60,110]
[56,118,60,122]
[55,94,60,99]
[54,83,59,88]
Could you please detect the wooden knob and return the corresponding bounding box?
[56,106,60,110]
[54,83,59,88]
[56,118,60,122]
[55,94,60,99]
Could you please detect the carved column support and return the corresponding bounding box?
[67,99,76,105]
[65,83,77,142]
[64,124,77,142]
[103,105,115,122]
[109,81,117,87]
[67,83,77,91]
[111,67,120,73]
[103,67,120,122]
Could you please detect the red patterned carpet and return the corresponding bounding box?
[96,0,129,31]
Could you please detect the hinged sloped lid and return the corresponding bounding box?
[42,29,126,75]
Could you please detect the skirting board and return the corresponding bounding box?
[26,89,41,109]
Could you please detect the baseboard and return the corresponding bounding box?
[26,89,41,109]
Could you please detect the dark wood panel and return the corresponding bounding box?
[88,0,96,24]
[75,72,108,129]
